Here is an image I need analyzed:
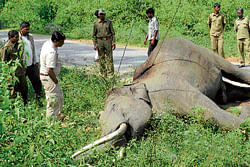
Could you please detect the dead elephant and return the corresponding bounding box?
[72,38,250,158]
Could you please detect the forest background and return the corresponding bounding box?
[0,0,249,56]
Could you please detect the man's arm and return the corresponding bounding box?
[92,22,98,50]
[0,46,8,62]
[152,30,158,40]
[234,20,238,32]
[29,35,38,65]
[144,34,148,45]
[46,50,57,84]
[151,19,159,45]
[47,68,58,84]
[248,18,250,35]
[109,21,116,50]
[222,15,226,29]
[207,14,212,29]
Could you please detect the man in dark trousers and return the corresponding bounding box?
[20,22,43,99]
[144,8,159,57]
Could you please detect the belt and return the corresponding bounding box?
[40,73,48,76]
[97,36,111,40]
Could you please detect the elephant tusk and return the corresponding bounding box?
[71,123,127,159]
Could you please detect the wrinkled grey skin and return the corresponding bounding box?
[100,38,250,146]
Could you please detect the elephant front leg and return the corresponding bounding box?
[149,85,248,129]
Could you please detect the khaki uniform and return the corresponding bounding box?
[40,76,63,118]
[234,17,250,65]
[208,13,226,58]
[93,19,115,76]
[0,40,28,104]
[40,40,63,119]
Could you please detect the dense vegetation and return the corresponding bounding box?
[0,63,249,166]
[0,0,249,56]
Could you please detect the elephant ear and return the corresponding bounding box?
[100,83,152,144]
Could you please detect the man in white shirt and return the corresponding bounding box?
[40,31,66,120]
[144,8,159,57]
[20,22,42,100]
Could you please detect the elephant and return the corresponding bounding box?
[72,38,250,158]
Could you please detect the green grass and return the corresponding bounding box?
[0,65,249,166]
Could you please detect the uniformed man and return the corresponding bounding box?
[0,30,28,104]
[40,31,66,120]
[208,3,226,58]
[93,9,116,77]
[144,8,159,57]
[20,21,43,99]
[234,8,250,67]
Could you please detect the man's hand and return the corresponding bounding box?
[143,39,147,45]
[94,45,98,50]
[112,43,116,50]
[47,68,58,84]
[54,79,58,84]
[151,39,155,45]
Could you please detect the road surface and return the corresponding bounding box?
[0,31,147,72]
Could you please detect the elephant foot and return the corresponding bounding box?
[240,105,250,120]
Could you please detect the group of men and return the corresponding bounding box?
[0,5,249,121]
[0,23,42,105]
[208,3,249,66]
[94,4,249,75]
[0,23,66,121]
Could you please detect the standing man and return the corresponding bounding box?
[234,8,250,67]
[20,21,43,99]
[144,8,159,57]
[0,30,28,104]
[93,9,116,77]
[208,3,226,58]
[40,31,66,120]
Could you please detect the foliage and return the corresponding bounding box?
[0,66,249,166]
[0,0,249,56]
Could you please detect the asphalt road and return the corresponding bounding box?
[0,31,147,72]
[1,31,249,78]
